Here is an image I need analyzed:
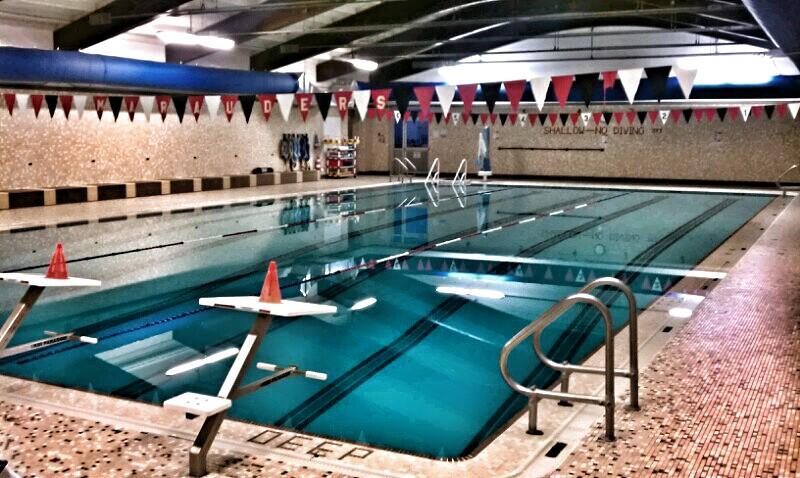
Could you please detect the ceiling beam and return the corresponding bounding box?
[53,0,186,51]
[742,0,800,68]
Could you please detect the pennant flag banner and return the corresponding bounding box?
[574,73,597,106]
[569,112,579,126]
[93,96,106,120]
[537,113,547,126]
[155,95,170,122]
[531,77,550,111]
[60,95,73,119]
[602,71,617,92]
[392,86,413,118]
[603,111,613,125]
[333,91,353,120]
[480,82,502,114]
[203,96,219,120]
[413,87,434,121]
[751,105,763,120]
[31,94,44,118]
[592,111,604,125]
[2,93,14,115]
[728,107,739,121]
[498,113,508,126]
[277,93,294,121]
[645,66,672,101]
[682,109,693,123]
[705,108,715,122]
[581,111,591,126]
[257,94,276,122]
[648,110,659,124]
[613,111,624,125]
[187,95,204,121]
[636,111,647,124]
[314,92,333,121]
[659,110,670,125]
[552,75,573,108]
[673,66,697,99]
[776,103,787,119]
[109,96,123,121]
[394,110,402,123]
[435,85,456,116]
[456,83,477,117]
[140,96,155,122]
[764,104,775,119]
[717,107,728,122]
[740,104,752,122]
[559,113,569,126]
[221,95,238,122]
[124,96,139,121]
[74,95,86,119]
[694,108,705,123]
[618,68,643,104]
[239,95,256,123]
[172,95,188,123]
[295,93,314,122]
[789,103,800,119]
[352,90,370,121]
[371,89,391,112]
[503,80,526,113]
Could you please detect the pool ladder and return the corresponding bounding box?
[499,277,640,441]
[391,157,416,184]
[425,158,469,187]
[776,164,799,196]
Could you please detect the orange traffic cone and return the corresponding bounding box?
[259,261,282,303]
[45,243,68,279]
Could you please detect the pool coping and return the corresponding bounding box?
[0,184,791,478]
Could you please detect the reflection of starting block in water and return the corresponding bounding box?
[164,261,336,477]
[0,244,101,356]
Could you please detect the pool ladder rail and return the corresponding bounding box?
[425,157,470,188]
[391,157,416,184]
[499,277,640,442]
[776,164,799,196]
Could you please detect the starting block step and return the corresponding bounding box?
[199,297,337,317]
[164,392,231,417]
[0,273,101,288]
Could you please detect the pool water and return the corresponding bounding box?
[0,184,772,458]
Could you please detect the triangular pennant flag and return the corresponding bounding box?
[124,96,139,121]
[457,84,478,116]
[728,107,739,121]
[221,95,238,122]
[490,113,498,125]
[204,96,219,119]
[618,68,643,104]
[764,104,775,119]
[670,109,682,123]
[435,85,456,116]
[548,113,558,125]
[740,105,752,122]
[239,95,256,123]
[257,94,276,122]
[392,86,413,118]
[517,113,526,126]
[277,93,294,121]
[352,90,370,121]
[603,111,613,124]
[2,93,14,115]
[172,95,188,123]
[73,95,86,119]
[592,111,603,124]
[673,66,697,99]
[498,113,508,126]
[613,111,624,125]
[602,71,617,92]
[574,73,597,106]
[531,77,551,111]
[538,113,548,125]
[137,96,154,122]
[371,89,391,113]
[551,75,573,108]
[109,96,123,121]
[705,108,715,123]
[682,109,693,123]
[394,110,402,123]
[31,94,44,118]
[187,96,204,121]
[452,111,461,125]
[154,95,170,122]
[434,112,443,124]
[581,111,591,126]
[788,103,800,119]
[314,92,332,121]
[444,112,452,124]
[15,94,27,114]
[333,91,352,120]
[472,113,481,125]
[645,66,672,101]
[569,112,579,126]
[294,93,313,122]
[648,110,659,124]
[59,95,73,119]
[480,82,502,113]
[413,86,434,120]
[694,108,704,123]
[559,113,569,126]
[92,96,107,120]
[716,107,728,122]
[776,103,788,119]
[45,95,58,118]
[503,80,526,113]
[751,105,763,120]
[659,110,670,124]
[626,110,636,125]
[461,111,469,124]
[637,111,647,124]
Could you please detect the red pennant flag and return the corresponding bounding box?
[156,95,171,121]
[548,112,558,125]
[503,80,526,114]
[459,111,468,124]
[124,96,139,121]
[670,110,682,124]
[92,96,106,120]
[776,103,788,119]
[3,93,14,115]
[480,113,489,125]
[509,114,518,126]
[31,95,44,118]
[371,89,391,112]
[569,112,579,125]
[613,112,624,124]
[413,86,434,121]
[602,71,617,91]
[552,75,573,108]
[60,95,73,119]
[295,93,313,122]
[444,112,452,125]
[625,111,636,125]
[221,95,237,122]
[490,113,498,125]
[457,84,478,116]
[528,113,538,126]
[648,110,659,124]
[694,109,704,123]
[333,91,352,120]
[256,94,275,122]
[705,108,715,123]
[186,96,204,121]
[751,105,763,120]
[592,112,603,124]
[728,107,739,121]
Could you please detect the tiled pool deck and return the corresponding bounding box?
[0,179,797,477]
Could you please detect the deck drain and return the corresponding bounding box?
[545,442,567,458]
[663,326,673,332]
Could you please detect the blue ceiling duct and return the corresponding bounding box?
[0,47,298,95]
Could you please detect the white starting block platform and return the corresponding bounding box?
[0,273,101,288]
[164,392,232,417]
[199,297,337,317]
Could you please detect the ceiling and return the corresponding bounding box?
[0,0,798,88]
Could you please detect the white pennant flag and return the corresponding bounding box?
[394,110,402,123]
[452,112,461,125]
[672,66,697,99]
[16,93,29,113]
[531,77,550,111]
[788,102,800,119]
[277,93,294,121]
[140,96,155,122]
[73,95,87,119]
[205,96,221,118]
[353,90,370,121]
[435,85,456,117]
[618,68,644,104]
[580,111,591,127]
[659,110,670,125]
[518,113,527,126]
[740,104,752,122]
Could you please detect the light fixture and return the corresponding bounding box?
[436,286,505,300]
[668,307,693,319]
[344,57,379,72]
[156,31,235,50]
[351,297,377,311]
[165,348,239,376]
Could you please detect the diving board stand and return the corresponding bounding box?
[165,295,336,477]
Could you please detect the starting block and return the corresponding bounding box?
[164,392,232,417]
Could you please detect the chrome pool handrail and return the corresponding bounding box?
[454,158,468,185]
[776,164,799,196]
[426,157,441,186]
[402,157,418,177]
[392,157,409,184]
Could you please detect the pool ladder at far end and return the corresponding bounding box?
[391,157,417,184]
[499,277,640,442]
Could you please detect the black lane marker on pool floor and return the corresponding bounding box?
[274,194,665,431]
[461,197,738,456]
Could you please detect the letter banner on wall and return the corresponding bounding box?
[124,96,139,121]
[295,93,314,122]
[257,94,276,122]
[188,95,204,121]
[370,89,391,114]
[277,93,294,121]
[155,95,171,122]
[221,95,237,122]
[333,91,352,120]
[352,90,370,121]
[93,96,106,120]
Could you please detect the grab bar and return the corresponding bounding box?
[426,157,440,186]
[402,157,418,176]
[776,164,799,196]
[454,158,467,185]
[392,157,409,184]
[499,277,640,441]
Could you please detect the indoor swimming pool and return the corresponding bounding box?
[0,184,774,458]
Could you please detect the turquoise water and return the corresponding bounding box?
[0,184,772,458]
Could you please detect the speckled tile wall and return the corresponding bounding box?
[0,94,340,190]
[353,107,800,182]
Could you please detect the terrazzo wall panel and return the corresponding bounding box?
[0,98,339,190]
[353,107,800,183]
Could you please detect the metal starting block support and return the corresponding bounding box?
[165,296,336,477]
[0,330,100,359]
[0,272,101,355]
